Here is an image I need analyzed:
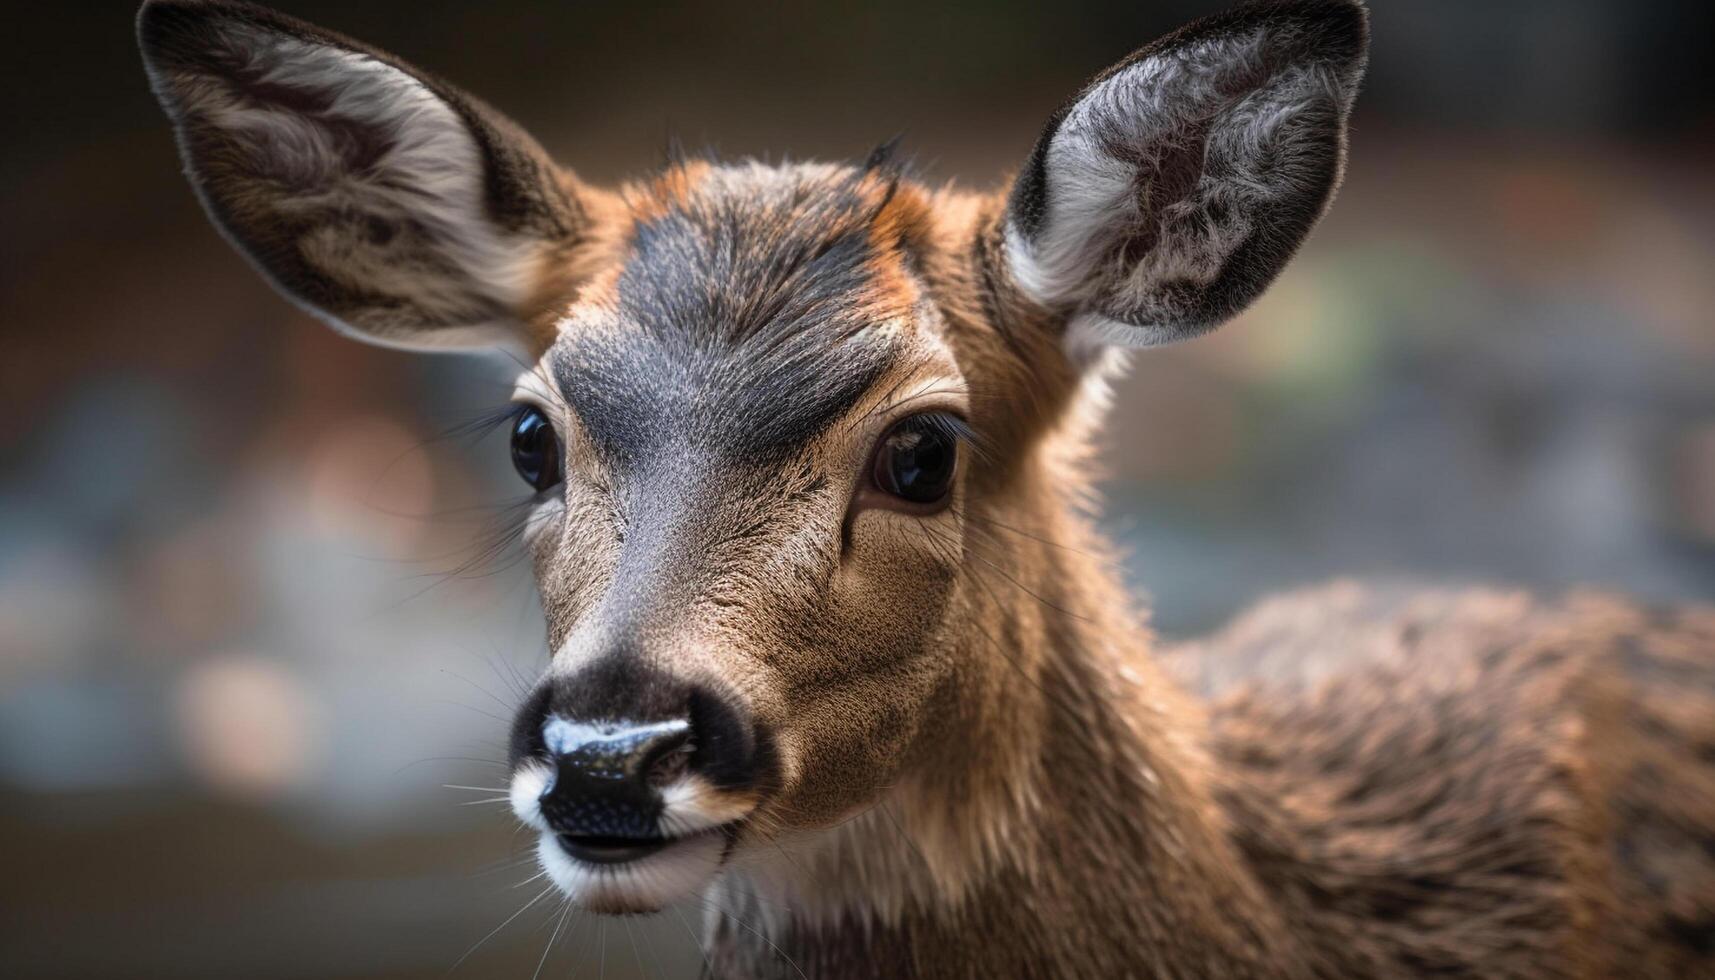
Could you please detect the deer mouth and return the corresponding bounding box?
[557,832,671,865]
[534,819,743,914]
[555,822,738,866]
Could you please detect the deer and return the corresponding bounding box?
[137,0,1715,976]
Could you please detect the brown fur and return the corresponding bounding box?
[138,1,1715,976]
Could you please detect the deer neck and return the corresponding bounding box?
[705,454,1305,977]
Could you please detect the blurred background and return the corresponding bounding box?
[3,1,1712,976]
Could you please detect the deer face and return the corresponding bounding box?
[500,165,982,911]
[140,0,1364,913]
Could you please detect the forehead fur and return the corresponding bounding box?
[552,158,933,466]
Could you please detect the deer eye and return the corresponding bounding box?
[510,406,561,492]
[872,414,959,506]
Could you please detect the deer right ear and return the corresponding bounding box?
[1003,0,1367,355]
[137,0,591,353]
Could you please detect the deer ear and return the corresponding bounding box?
[137,0,588,352]
[1003,0,1367,353]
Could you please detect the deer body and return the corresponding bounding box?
[139,1,1715,976]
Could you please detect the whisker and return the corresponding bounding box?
[697,896,809,980]
[622,914,647,980]
[448,883,554,974]
[481,645,537,702]
[396,753,507,771]
[597,915,608,980]
[433,700,510,725]
[957,537,1092,623]
[959,508,1108,562]
[532,898,575,980]
[512,868,548,889]
[440,668,524,715]
[463,853,540,880]
[878,800,932,869]
[917,520,1093,723]
[673,902,715,977]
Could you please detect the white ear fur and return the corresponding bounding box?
[140,1,574,352]
[1005,1,1367,353]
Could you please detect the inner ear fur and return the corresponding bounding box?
[138,0,591,351]
[1003,0,1368,351]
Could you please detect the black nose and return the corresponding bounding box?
[511,678,765,864]
[539,718,691,861]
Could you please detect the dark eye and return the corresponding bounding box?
[510,406,561,492]
[872,414,959,506]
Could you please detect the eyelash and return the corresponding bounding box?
[900,411,988,476]
[901,411,978,449]
[438,402,535,444]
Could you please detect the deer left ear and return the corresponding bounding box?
[137,0,591,354]
[1004,0,1367,352]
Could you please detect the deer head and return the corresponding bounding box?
[139,0,1365,917]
